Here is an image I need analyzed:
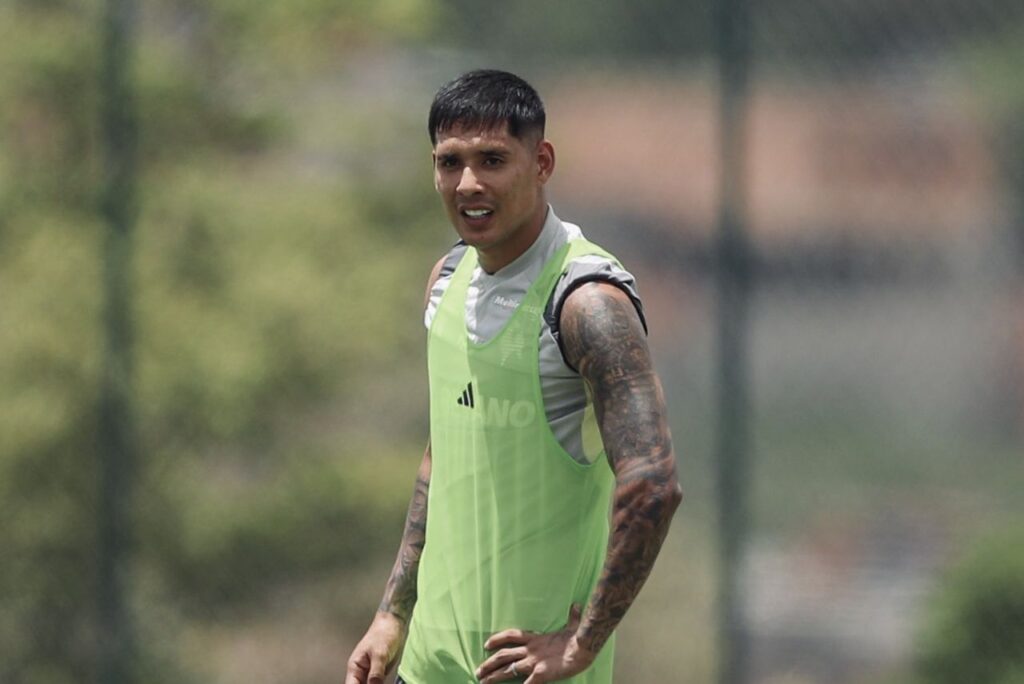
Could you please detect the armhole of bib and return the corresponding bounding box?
[548,271,648,374]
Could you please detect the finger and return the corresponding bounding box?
[367,649,388,684]
[485,628,532,650]
[345,650,370,684]
[523,665,546,684]
[480,660,531,684]
[476,647,528,680]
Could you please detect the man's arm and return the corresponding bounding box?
[346,258,445,684]
[477,282,682,684]
[562,282,682,654]
[378,444,431,622]
[345,444,431,684]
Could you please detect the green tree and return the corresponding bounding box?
[0,0,441,681]
[915,530,1024,684]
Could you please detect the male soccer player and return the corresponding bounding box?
[345,69,682,684]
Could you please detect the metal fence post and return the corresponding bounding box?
[715,0,753,681]
[97,0,139,680]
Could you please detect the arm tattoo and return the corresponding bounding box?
[378,446,431,624]
[561,283,682,654]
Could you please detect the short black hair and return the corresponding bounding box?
[428,69,545,145]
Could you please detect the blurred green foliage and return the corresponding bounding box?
[147,449,414,615]
[0,0,441,681]
[914,529,1024,684]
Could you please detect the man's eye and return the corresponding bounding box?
[484,156,503,167]
[439,158,458,169]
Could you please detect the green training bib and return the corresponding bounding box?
[399,240,618,683]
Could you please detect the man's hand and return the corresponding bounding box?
[345,612,407,684]
[347,444,430,683]
[475,605,597,684]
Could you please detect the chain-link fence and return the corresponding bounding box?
[2,1,1023,683]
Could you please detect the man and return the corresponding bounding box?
[345,70,682,684]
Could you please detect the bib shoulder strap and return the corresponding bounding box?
[561,238,618,269]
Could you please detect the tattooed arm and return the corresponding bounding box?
[378,444,431,623]
[477,282,682,684]
[345,444,431,684]
[564,282,682,655]
[346,259,444,684]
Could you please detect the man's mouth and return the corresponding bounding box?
[460,207,493,219]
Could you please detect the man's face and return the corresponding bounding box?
[433,123,554,271]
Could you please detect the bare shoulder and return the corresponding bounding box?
[559,281,649,378]
[423,256,447,310]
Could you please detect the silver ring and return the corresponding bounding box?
[509,662,519,677]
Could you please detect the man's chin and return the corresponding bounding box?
[455,226,499,249]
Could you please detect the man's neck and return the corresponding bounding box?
[478,204,549,275]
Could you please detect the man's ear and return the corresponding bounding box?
[537,139,556,183]
[431,151,440,192]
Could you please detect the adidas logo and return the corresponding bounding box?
[456,382,475,408]
[453,382,538,427]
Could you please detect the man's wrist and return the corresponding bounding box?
[568,632,599,666]
[375,607,412,630]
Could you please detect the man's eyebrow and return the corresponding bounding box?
[479,147,508,157]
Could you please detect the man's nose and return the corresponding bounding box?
[456,166,483,195]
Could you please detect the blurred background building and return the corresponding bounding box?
[1,1,1022,683]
